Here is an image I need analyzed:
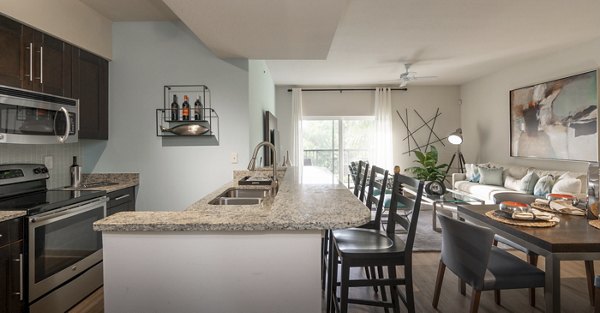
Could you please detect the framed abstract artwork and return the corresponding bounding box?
[510,70,598,161]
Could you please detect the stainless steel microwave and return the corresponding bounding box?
[0,85,78,144]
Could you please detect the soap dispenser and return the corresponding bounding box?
[70,156,82,188]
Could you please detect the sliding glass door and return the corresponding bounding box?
[302,118,374,184]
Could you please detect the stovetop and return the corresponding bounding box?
[0,189,106,215]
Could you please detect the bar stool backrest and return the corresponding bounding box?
[366,165,389,228]
[386,173,423,254]
[353,161,369,202]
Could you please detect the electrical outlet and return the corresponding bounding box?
[230,153,238,164]
[44,155,53,169]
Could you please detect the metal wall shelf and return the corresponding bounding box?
[156,85,219,145]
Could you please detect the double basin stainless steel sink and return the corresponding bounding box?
[209,188,272,205]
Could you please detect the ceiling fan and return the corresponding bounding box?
[398,63,437,87]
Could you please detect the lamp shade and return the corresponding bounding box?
[448,128,463,145]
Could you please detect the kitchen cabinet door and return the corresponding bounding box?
[72,48,108,140]
[22,27,72,97]
[0,15,24,88]
[107,187,136,216]
[37,33,72,97]
[0,218,24,313]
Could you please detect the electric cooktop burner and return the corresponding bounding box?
[0,163,106,215]
[0,189,106,215]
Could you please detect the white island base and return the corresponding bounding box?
[102,231,322,313]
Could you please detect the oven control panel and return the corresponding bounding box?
[0,164,49,186]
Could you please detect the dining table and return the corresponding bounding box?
[457,204,600,313]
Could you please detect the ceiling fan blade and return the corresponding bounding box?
[414,75,438,79]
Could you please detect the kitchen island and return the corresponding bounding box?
[94,167,369,313]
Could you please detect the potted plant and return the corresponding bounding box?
[405,146,449,195]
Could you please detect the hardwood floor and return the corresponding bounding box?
[70,251,595,313]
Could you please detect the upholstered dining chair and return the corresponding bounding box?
[432,214,545,313]
[328,172,424,313]
[595,276,600,313]
[491,192,540,305]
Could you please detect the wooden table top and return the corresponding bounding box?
[458,204,600,253]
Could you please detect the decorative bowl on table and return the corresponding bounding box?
[546,193,578,206]
[499,201,530,214]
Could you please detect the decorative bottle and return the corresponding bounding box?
[170,95,179,121]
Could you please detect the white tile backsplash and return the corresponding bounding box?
[0,143,81,188]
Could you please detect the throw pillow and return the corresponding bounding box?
[518,171,539,194]
[556,172,586,194]
[478,166,504,186]
[465,164,478,181]
[551,178,582,195]
[504,175,521,191]
[534,174,555,197]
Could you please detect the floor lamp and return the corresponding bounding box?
[445,128,466,176]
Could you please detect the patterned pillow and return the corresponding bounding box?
[465,164,479,182]
[478,166,504,186]
[518,171,539,194]
[534,175,555,197]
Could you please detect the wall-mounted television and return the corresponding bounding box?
[263,111,279,166]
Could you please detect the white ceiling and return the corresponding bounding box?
[81,0,177,21]
[81,0,600,86]
[161,0,348,59]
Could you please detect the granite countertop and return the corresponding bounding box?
[63,173,139,193]
[94,167,370,232]
[0,211,27,223]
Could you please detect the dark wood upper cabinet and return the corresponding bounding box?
[0,15,72,97]
[38,32,72,97]
[0,15,24,88]
[0,14,109,139]
[73,48,108,140]
[22,27,72,97]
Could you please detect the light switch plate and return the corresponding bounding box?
[230,153,238,164]
[44,155,53,169]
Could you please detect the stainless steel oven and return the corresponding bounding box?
[0,85,78,144]
[28,196,107,309]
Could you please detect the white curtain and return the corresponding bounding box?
[291,88,304,172]
[373,87,393,170]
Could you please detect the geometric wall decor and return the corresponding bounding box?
[396,108,445,156]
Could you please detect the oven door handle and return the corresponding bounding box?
[29,196,108,224]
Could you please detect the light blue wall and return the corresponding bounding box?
[248,60,275,159]
[82,21,251,211]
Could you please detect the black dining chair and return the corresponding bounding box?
[353,161,369,202]
[328,172,424,313]
[323,164,388,295]
[432,214,545,313]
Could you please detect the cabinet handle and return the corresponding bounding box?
[40,46,43,84]
[114,194,130,201]
[25,43,33,81]
[35,46,43,83]
[12,253,23,301]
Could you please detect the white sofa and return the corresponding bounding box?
[451,163,587,204]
